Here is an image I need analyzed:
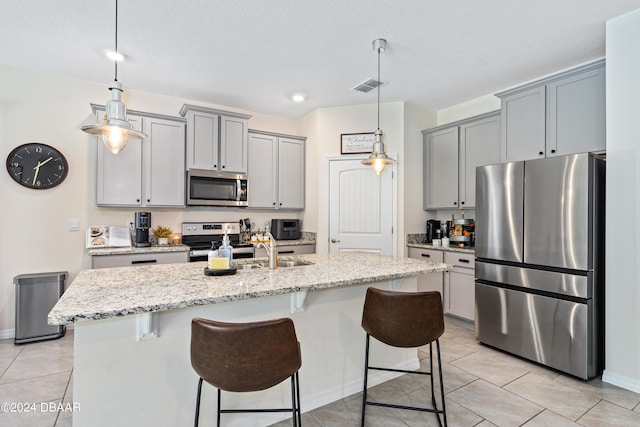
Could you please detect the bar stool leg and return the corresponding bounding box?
[295,371,302,426]
[194,377,204,427]
[290,374,298,427]
[217,388,222,427]
[360,334,371,427]
[436,339,447,427]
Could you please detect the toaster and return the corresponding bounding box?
[271,219,301,240]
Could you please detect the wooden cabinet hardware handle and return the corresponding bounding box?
[421,254,431,258]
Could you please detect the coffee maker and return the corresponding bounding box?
[425,219,441,243]
[134,212,151,247]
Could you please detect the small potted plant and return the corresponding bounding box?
[152,226,173,245]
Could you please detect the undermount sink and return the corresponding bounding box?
[236,263,264,270]
[278,260,314,268]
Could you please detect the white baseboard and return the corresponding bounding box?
[602,369,640,394]
[0,329,15,340]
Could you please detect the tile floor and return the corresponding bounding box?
[1,318,639,426]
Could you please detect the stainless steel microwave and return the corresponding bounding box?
[186,169,248,207]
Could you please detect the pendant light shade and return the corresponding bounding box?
[362,38,396,175]
[81,0,146,154]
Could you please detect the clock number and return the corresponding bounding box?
[35,146,42,153]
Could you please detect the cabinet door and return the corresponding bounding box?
[143,117,186,207]
[445,269,475,321]
[501,86,546,162]
[459,114,501,208]
[407,248,444,295]
[220,116,248,173]
[247,133,278,208]
[423,127,459,209]
[547,66,606,156]
[96,115,143,206]
[186,110,218,170]
[278,138,305,209]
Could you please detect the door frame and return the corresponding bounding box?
[325,154,398,256]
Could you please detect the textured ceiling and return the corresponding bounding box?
[2,0,640,118]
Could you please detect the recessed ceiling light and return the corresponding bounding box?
[292,94,305,102]
[104,49,125,61]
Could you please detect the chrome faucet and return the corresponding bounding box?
[256,232,277,269]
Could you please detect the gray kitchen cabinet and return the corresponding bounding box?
[407,247,444,295]
[96,112,186,207]
[92,251,188,269]
[423,111,501,210]
[443,251,475,321]
[180,104,251,173]
[248,130,306,210]
[498,60,605,162]
[254,243,315,258]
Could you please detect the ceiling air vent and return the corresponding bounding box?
[352,78,384,93]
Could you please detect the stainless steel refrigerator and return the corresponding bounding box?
[475,152,605,379]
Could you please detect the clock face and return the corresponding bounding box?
[6,143,69,189]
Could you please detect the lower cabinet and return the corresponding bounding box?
[91,251,188,269]
[254,243,316,258]
[408,247,475,321]
[443,251,475,321]
[407,247,444,295]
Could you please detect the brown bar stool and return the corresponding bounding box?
[360,287,447,426]
[190,317,302,427]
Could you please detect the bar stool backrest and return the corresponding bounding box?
[361,288,444,348]
[191,317,301,392]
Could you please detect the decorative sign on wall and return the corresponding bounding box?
[340,132,375,154]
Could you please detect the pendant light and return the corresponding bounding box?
[81,0,146,154]
[362,38,396,175]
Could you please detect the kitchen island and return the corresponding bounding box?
[49,252,448,427]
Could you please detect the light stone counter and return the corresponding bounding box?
[87,244,189,256]
[49,252,447,325]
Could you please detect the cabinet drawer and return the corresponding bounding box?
[407,247,444,262]
[255,244,316,258]
[444,251,475,270]
[92,251,188,269]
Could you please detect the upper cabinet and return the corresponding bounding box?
[248,130,306,210]
[423,111,501,210]
[179,104,251,173]
[96,111,186,207]
[497,60,605,162]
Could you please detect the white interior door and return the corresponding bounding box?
[328,158,395,255]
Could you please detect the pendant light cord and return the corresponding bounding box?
[114,0,118,82]
[377,44,380,131]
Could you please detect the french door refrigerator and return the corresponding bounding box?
[475,152,605,379]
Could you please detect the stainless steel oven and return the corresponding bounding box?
[181,222,254,261]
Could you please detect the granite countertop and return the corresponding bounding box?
[407,243,475,254]
[406,233,475,254]
[48,252,448,325]
[87,245,190,256]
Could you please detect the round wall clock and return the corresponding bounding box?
[6,143,69,189]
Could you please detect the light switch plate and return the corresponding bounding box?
[69,219,80,231]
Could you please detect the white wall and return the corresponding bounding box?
[0,64,301,334]
[437,94,500,126]
[602,8,640,393]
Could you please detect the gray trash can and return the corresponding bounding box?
[14,271,67,344]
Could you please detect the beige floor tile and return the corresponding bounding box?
[345,397,410,427]
[476,421,499,427]
[54,410,73,427]
[415,360,478,394]
[577,400,640,426]
[366,374,424,402]
[0,342,22,359]
[0,372,71,405]
[0,398,60,427]
[554,374,640,410]
[308,398,361,426]
[504,372,599,420]
[268,413,320,427]
[448,379,543,427]
[0,353,73,385]
[15,337,73,362]
[450,351,529,387]
[390,389,482,427]
[0,357,14,377]
[521,409,581,426]
[635,401,640,414]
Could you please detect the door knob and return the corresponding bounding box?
[330,238,341,243]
